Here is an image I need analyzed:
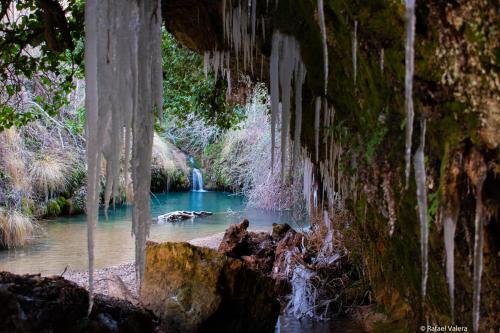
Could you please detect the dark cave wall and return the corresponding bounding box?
[162,0,499,331]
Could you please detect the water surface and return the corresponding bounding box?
[0,192,304,275]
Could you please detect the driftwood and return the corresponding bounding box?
[157,210,213,223]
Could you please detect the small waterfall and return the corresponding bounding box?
[192,168,204,191]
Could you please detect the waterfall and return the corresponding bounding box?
[192,168,205,191]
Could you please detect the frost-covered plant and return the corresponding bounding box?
[205,86,305,211]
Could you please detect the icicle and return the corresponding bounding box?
[314,97,321,162]
[303,155,315,214]
[317,0,328,95]
[292,61,306,172]
[443,209,458,321]
[251,0,256,47]
[260,54,264,80]
[84,0,99,313]
[404,0,416,188]
[270,31,306,177]
[469,153,487,333]
[261,17,266,41]
[352,21,358,85]
[85,0,163,301]
[380,48,384,73]
[413,118,428,301]
[270,32,280,170]
[204,51,210,79]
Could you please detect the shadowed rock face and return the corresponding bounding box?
[140,241,280,333]
[0,272,158,333]
[162,0,499,329]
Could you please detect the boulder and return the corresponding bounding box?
[140,241,280,333]
[0,272,158,333]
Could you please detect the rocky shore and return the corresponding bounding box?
[62,232,226,300]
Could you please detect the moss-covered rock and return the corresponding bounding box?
[140,241,280,333]
[163,0,499,330]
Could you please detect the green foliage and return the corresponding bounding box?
[0,0,84,129]
[66,106,86,134]
[161,31,243,130]
[46,199,61,217]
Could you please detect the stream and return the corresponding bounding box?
[0,191,306,275]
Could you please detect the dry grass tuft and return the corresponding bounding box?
[0,208,36,248]
[152,134,189,173]
[30,154,73,200]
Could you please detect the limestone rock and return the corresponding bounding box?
[140,241,280,333]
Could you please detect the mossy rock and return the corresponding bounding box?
[140,241,280,333]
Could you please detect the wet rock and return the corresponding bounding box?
[218,220,280,274]
[217,219,250,256]
[140,241,280,333]
[271,223,294,242]
[0,272,158,333]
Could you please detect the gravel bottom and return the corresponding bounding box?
[63,234,225,300]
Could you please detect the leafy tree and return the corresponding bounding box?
[0,0,84,129]
[161,31,244,130]
[1,2,242,131]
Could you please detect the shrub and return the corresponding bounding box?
[30,153,73,201]
[0,208,36,249]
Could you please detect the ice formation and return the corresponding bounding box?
[289,265,317,318]
[413,119,428,300]
[292,60,306,172]
[380,48,385,73]
[317,0,328,94]
[84,0,163,309]
[314,97,321,162]
[353,21,358,85]
[404,0,416,187]
[222,0,259,74]
[270,32,307,178]
[443,208,458,320]
[203,50,231,89]
[472,169,486,333]
[303,156,316,214]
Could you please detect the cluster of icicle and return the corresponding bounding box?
[204,50,232,93]
[84,0,162,311]
[270,32,307,180]
[222,0,262,75]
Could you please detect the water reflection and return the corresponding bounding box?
[0,192,305,275]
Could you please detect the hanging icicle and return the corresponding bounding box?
[353,20,358,85]
[292,60,306,173]
[404,0,416,188]
[270,31,307,178]
[314,97,321,162]
[443,208,459,321]
[380,48,385,73]
[413,118,428,301]
[222,0,259,76]
[84,0,163,309]
[317,0,328,95]
[466,150,487,333]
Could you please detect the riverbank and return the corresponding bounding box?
[63,233,225,300]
